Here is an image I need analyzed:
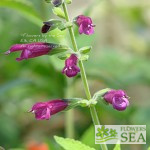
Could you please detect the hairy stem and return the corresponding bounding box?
[62,2,108,150]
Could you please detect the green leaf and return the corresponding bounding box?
[113,142,121,150]
[65,0,72,4]
[79,46,92,54]
[54,136,96,150]
[49,45,70,56]
[44,0,51,3]
[58,22,73,31]
[53,7,66,19]
[0,0,42,26]
[148,147,150,150]
[80,55,89,61]
[81,125,100,150]
[58,53,70,60]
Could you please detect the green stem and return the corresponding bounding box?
[62,3,108,150]
[65,79,74,138]
[65,109,74,138]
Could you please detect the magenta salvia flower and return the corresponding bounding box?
[62,54,80,78]
[75,15,95,35]
[30,99,68,120]
[103,90,129,111]
[5,42,57,61]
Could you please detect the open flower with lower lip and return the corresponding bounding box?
[62,54,80,78]
[75,15,95,35]
[103,89,129,111]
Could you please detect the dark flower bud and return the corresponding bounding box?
[41,20,63,33]
[41,22,53,33]
[52,0,63,7]
[41,24,51,33]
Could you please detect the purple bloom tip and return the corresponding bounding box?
[76,15,95,35]
[30,99,68,120]
[104,89,129,111]
[62,54,80,78]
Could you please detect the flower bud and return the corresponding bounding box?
[5,42,67,61]
[41,24,51,33]
[62,54,80,78]
[41,20,62,33]
[74,15,95,35]
[65,0,72,4]
[30,99,68,120]
[103,90,129,111]
[52,0,63,7]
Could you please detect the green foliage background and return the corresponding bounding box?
[0,0,150,150]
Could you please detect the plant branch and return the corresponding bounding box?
[62,2,108,150]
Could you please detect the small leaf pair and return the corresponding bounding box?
[79,46,91,61]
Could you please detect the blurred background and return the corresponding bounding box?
[0,0,150,150]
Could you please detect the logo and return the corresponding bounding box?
[95,125,146,144]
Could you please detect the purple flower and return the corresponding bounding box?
[30,99,68,120]
[103,90,129,111]
[75,15,95,35]
[62,54,80,78]
[5,42,57,61]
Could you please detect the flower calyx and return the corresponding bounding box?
[78,99,97,107]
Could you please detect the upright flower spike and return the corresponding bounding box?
[5,42,66,61]
[62,54,80,78]
[75,15,95,35]
[30,99,68,120]
[103,90,129,111]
